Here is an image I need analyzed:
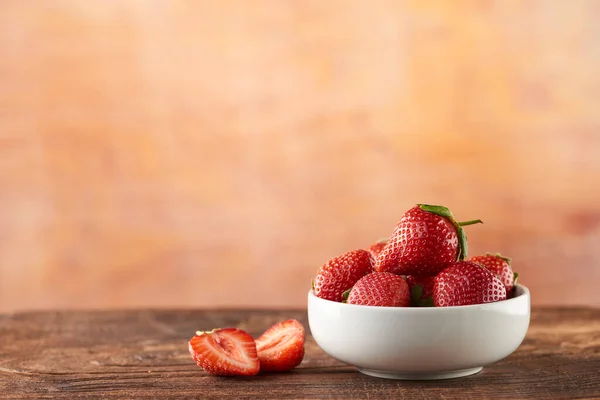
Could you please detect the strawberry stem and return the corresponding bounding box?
[458,219,483,226]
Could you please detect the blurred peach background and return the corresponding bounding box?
[1,1,599,312]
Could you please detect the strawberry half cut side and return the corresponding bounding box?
[256,319,305,372]
[188,328,260,376]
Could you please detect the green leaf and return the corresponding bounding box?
[418,204,481,262]
[410,284,423,303]
[419,296,434,307]
[418,204,454,219]
[513,272,519,286]
[342,288,351,302]
[486,252,512,265]
[457,227,468,260]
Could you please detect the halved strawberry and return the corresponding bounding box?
[256,319,305,372]
[188,328,259,376]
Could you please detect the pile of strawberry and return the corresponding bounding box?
[313,204,518,307]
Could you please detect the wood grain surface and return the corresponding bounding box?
[0,307,599,399]
[1,1,600,311]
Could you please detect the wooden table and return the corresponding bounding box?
[1,308,599,399]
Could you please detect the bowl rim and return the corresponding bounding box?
[308,284,530,311]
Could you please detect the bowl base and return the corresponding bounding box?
[357,366,483,380]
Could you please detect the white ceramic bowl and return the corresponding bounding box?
[308,284,530,380]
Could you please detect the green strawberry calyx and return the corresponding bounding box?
[418,204,482,261]
[341,288,352,303]
[418,296,434,307]
[410,284,423,303]
[418,204,454,219]
[485,252,512,265]
[195,328,220,336]
[410,284,434,307]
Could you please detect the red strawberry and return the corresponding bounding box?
[313,249,373,302]
[406,275,435,307]
[347,272,410,307]
[468,253,516,294]
[433,261,507,307]
[188,328,259,376]
[375,204,481,276]
[366,239,388,260]
[256,319,305,372]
